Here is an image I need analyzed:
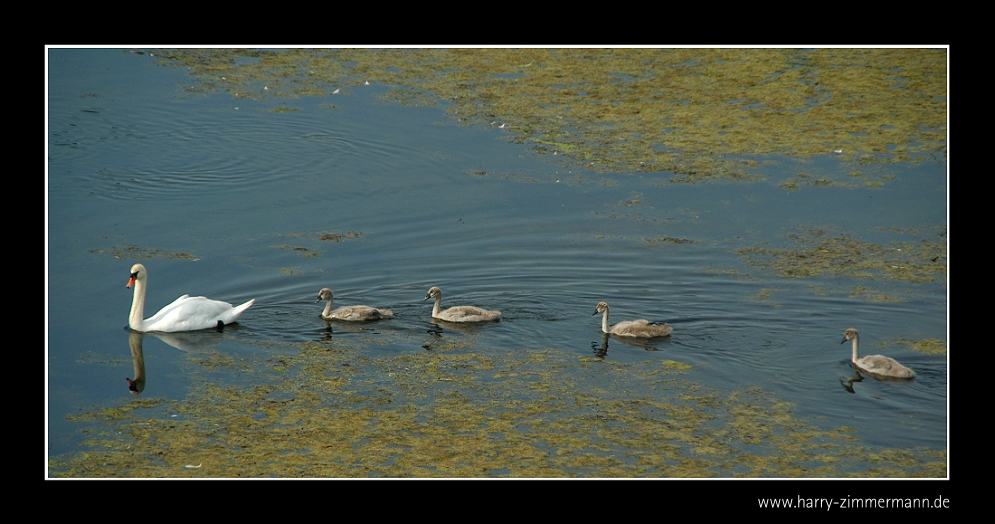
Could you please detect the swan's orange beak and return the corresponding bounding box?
[127,274,137,288]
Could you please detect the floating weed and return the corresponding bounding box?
[275,245,317,258]
[661,360,692,372]
[65,398,169,423]
[152,48,946,183]
[736,227,947,284]
[190,351,249,372]
[644,236,695,246]
[89,243,199,261]
[849,286,903,303]
[319,231,363,242]
[752,288,778,300]
[889,338,947,355]
[50,343,944,478]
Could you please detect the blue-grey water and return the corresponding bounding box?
[46,49,947,476]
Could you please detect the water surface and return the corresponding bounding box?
[47,49,947,477]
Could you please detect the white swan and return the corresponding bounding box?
[593,301,672,338]
[126,263,255,332]
[424,286,501,322]
[842,328,916,379]
[316,288,393,321]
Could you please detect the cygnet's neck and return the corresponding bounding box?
[601,306,610,333]
[322,296,334,317]
[850,334,860,362]
[432,295,442,317]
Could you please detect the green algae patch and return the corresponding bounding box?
[50,340,944,478]
[644,236,695,246]
[319,231,363,242]
[889,338,947,355]
[737,227,947,283]
[779,167,900,191]
[90,243,200,261]
[275,245,318,258]
[66,397,169,423]
[190,350,250,372]
[661,359,692,371]
[751,288,783,305]
[849,286,903,303]
[268,231,364,259]
[152,48,946,183]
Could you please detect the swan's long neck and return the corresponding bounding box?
[850,334,860,362]
[601,306,610,333]
[432,295,442,317]
[322,296,334,317]
[129,278,147,331]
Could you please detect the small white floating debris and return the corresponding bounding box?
[364,80,370,85]
[499,123,506,129]
[184,463,203,469]
[332,88,340,94]
[264,86,268,90]
[834,149,843,154]
[221,76,226,80]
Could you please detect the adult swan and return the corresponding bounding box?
[126,263,255,332]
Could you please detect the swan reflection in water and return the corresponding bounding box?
[123,327,229,395]
[839,361,919,394]
[591,332,665,357]
[126,331,146,395]
[419,321,491,350]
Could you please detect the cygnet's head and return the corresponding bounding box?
[425,286,442,300]
[317,288,333,303]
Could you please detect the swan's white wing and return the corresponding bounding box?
[144,296,236,332]
[142,295,196,326]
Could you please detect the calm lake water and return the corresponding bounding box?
[46,49,947,477]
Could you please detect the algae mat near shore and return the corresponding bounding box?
[153,48,947,183]
[49,341,944,478]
